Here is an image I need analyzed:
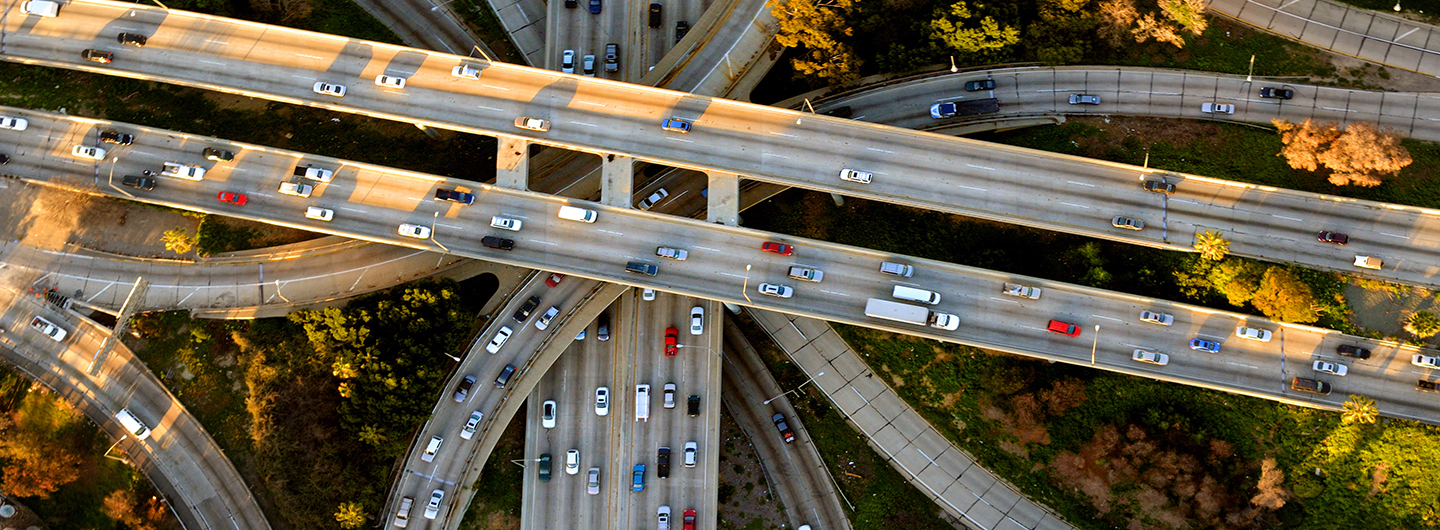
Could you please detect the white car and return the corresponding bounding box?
[1413,354,1440,369]
[489,216,522,231]
[421,435,442,462]
[1235,326,1273,342]
[29,316,66,341]
[582,54,596,76]
[535,306,560,330]
[594,386,609,416]
[565,449,580,474]
[657,506,671,530]
[1111,216,1144,231]
[1131,349,1168,366]
[485,326,513,354]
[297,166,334,182]
[663,383,676,409]
[655,246,688,261]
[278,182,313,197]
[1138,310,1173,326]
[637,188,669,210]
[757,283,794,298]
[374,74,407,89]
[20,0,59,17]
[541,400,557,429]
[424,489,444,519]
[1313,360,1347,376]
[561,50,576,73]
[587,468,600,495]
[1201,102,1235,114]
[313,82,346,97]
[690,306,704,335]
[398,223,431,239]
[642,288,656,301]
[304,206,334,221]
[461,411,483,439]
[71,145,105,160]
[514,117,550,132]
[0,116,28,130]
[452,64,481,79]
[1354,255,1383,270]
[683,441,697,467]
[839,168,872,184]
[161,162,204,180]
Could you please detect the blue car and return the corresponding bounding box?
[632,464,645,492]
[1189,338,1220,354]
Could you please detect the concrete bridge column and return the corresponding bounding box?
[706,171,740,226]
[495,137,529,190]
[600,154,634,208]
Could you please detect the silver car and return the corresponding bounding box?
[424,489,444,519]
[1138,310,1173,326]
[587,468,601,495]
[485,326,513,354]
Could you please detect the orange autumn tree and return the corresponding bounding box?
[1273,119,1413,187]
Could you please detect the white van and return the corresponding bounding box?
[892,285,940,305]
[558,205,597,223]
[114,408,152,440]
[635,384,651,422]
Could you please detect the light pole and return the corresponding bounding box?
[1089,325,1100,366]
[439,350,460,362]
[430,211,450,252]
[1395,1,1402,11]
[108,156,120,185]
[764,371,825,404]
[1245,54,1255,83]
[103,435,129,462]
[741,264,753,304]
[949,56,958,73]
[431,0,460,11]
[470,45,494,62]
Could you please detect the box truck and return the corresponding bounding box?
[864,298,958,330]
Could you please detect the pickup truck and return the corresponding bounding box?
[1418,380,1440,393]
[294,164,334,182]
[1002,282,1041,299]
[787,266,823,283]
[160,162,204,181]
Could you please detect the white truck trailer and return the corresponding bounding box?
[864,298,959,330]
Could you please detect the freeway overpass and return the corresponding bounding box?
[9,107,1439,428]
[11,1,1440,291]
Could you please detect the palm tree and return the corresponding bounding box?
[1194,230,1230,261]
[1406,311,1440,339]
[1341,394,1378,425]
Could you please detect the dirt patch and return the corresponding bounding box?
[1343,281,1439,341]
[716,409,787,530]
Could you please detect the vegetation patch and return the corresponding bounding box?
[457,404,525,530]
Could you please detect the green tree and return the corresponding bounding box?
[161,227,194,255]
[1026,0,1096,64]
[1158,0,1207,36]
[930,1,1020,54]
[335,502,367,528]
[1406,311,1440,338]
[1193,230,1229,261]
[1208,259,1264,306]
[1251,267,1319,324]
[0,429,82,498]
[770,0,861,82]
[1341,395,1378,425]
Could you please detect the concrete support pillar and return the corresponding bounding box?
[600,154,634,208]
[830,193,844,206]
[706,171,740,226]
[495,137,529,190]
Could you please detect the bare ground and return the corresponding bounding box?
[716,408,788,530]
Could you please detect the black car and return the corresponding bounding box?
[117,33,148,47]
[434,189,476,205]
[565,0,576,7]
[0,154,8,165]
[597,313,611,341]
[203,147,235,162]
[772,413,796,443]
[121,175,155,191]
[648,3,661,27]
[656,447,671,478]
[1291,377,1331,395]
[687,395,700,416]
[1337,344,1372,359]
[964,79,996,91]
[1143,180,1176,195]
[539,454,552,482]
[81,49,113,64]
[481,236,515,251]
[99,130,133,145]
[453,375,476,403]
[1316,231,1349,245]
[675,21,689,43]
[1259,87,1294,100]
[513,295,542,323]
[821,106,853,118]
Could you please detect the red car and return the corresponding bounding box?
[664,326,679,357]
[761,241,793,255]
[546,273,565,287]
[217,191,248,205]
[1046,319,1080,337]
[1316,231,1349,245]
[682,509,696,530]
